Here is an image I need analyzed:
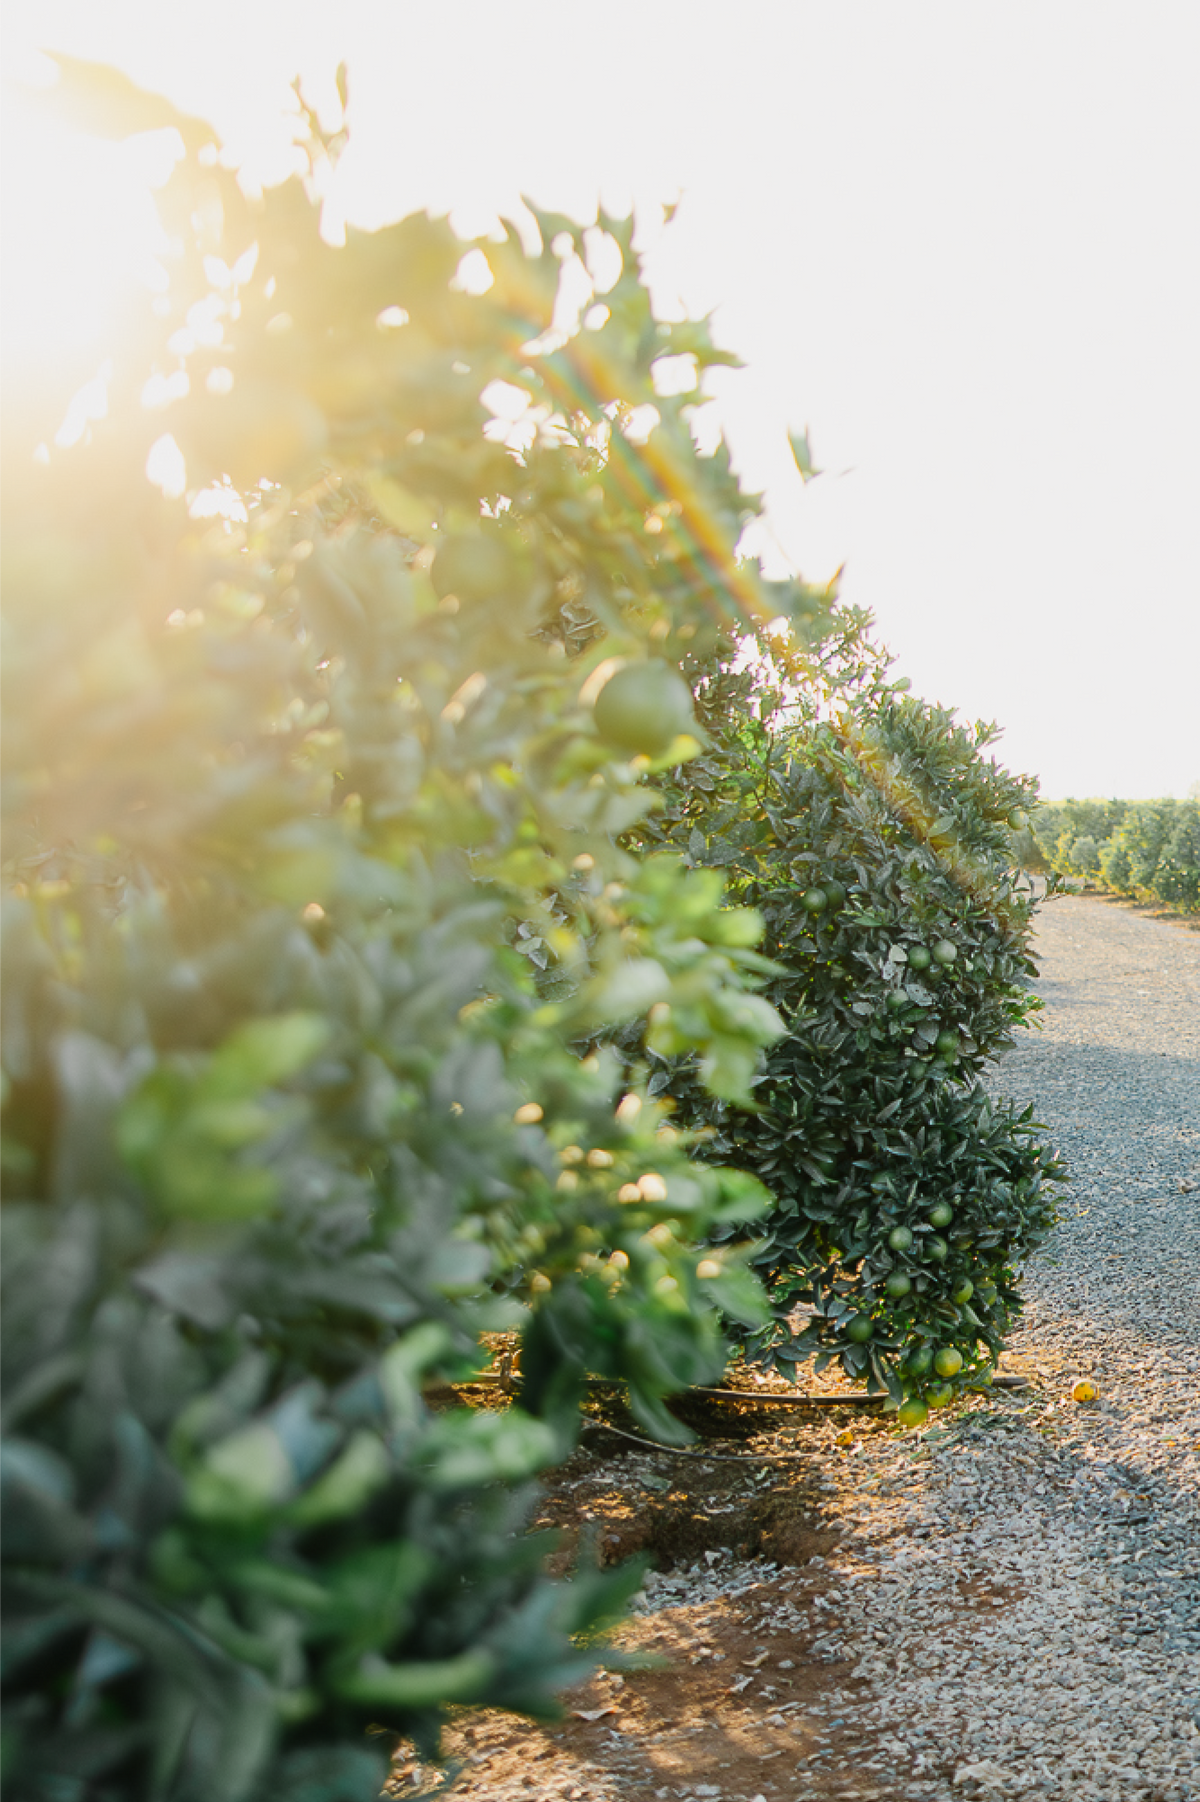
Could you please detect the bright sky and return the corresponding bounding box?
[6,2,1198,799]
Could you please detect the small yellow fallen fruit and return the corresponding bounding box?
[835,1428,856,1448]
[1071,1379,1097,1403]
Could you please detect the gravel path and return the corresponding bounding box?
[789,894,1200,1800]
[405,895,1200,1802]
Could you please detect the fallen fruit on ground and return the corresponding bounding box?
[1071,1379,1097,1403]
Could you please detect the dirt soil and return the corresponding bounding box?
[387,894,1200,1802]
[387,1371,1032,1802]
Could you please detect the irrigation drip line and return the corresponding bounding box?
[453,1375,1029,1406]
[579,1418,818,1464]
[688,1386,886,1407]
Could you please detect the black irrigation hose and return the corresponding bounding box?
[686,1386,886,1407]
[579,1417,818,1464]
[579,1381,1030,1463]
[455,1377,1029,1405]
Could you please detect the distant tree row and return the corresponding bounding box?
[1029,797,1200,912]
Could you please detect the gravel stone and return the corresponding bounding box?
[636,895,1200,1799]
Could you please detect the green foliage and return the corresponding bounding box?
[636,668,1064,1406]
[0,61,832,1802]
[1032,798,1200,912]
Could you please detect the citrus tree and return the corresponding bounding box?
[1032,796,1200,912]
[637,660,1065,1422]
[1,61,835,1801]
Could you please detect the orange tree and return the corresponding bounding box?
[0,61,838,1801]
[633,655,1065,1422]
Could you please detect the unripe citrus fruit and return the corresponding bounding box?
[928,1202,954,1228]
[935,1030,959,1056]
[888,1225,914,1252]
[592,661,696,756]
[822,880,847,909]
[978,1284,998,1306]
[926,1235,949,1264]
[1009,809,1029,830]
[801,886,829,913]
[897,1397,928,1428]
[951,1280,974,1305]
[431,531,518,605]
[933,940,958,966]
[905,1346,934,1376]
[885,1272,912,1298]
[927,1382,955,1409]
[182,380,328,490]
[907,946,932,971]
[845,1315,874,1343]
[887,990,908,1013]
[934,1346,963,1378]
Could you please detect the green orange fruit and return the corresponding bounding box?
[897,1397,928,1428]
[933,940,958,966]
[592,661,697,756]
[885,1272,912,1298]
[431,531,519,605]
[845,1315,874,1343]
[928,1202,954,1228]
[907,946,932,971]
[934,1347,964,1378]
[888,1225,914,1252]
[182,380,328,490]
[801,886,829,913]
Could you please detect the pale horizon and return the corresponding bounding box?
[4,2,1198,800]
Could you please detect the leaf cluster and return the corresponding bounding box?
[1033,797,1200,912]
[634,668,1064,1407]
[1,60,829,1801]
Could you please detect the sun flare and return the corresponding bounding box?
[1,70,179,381]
